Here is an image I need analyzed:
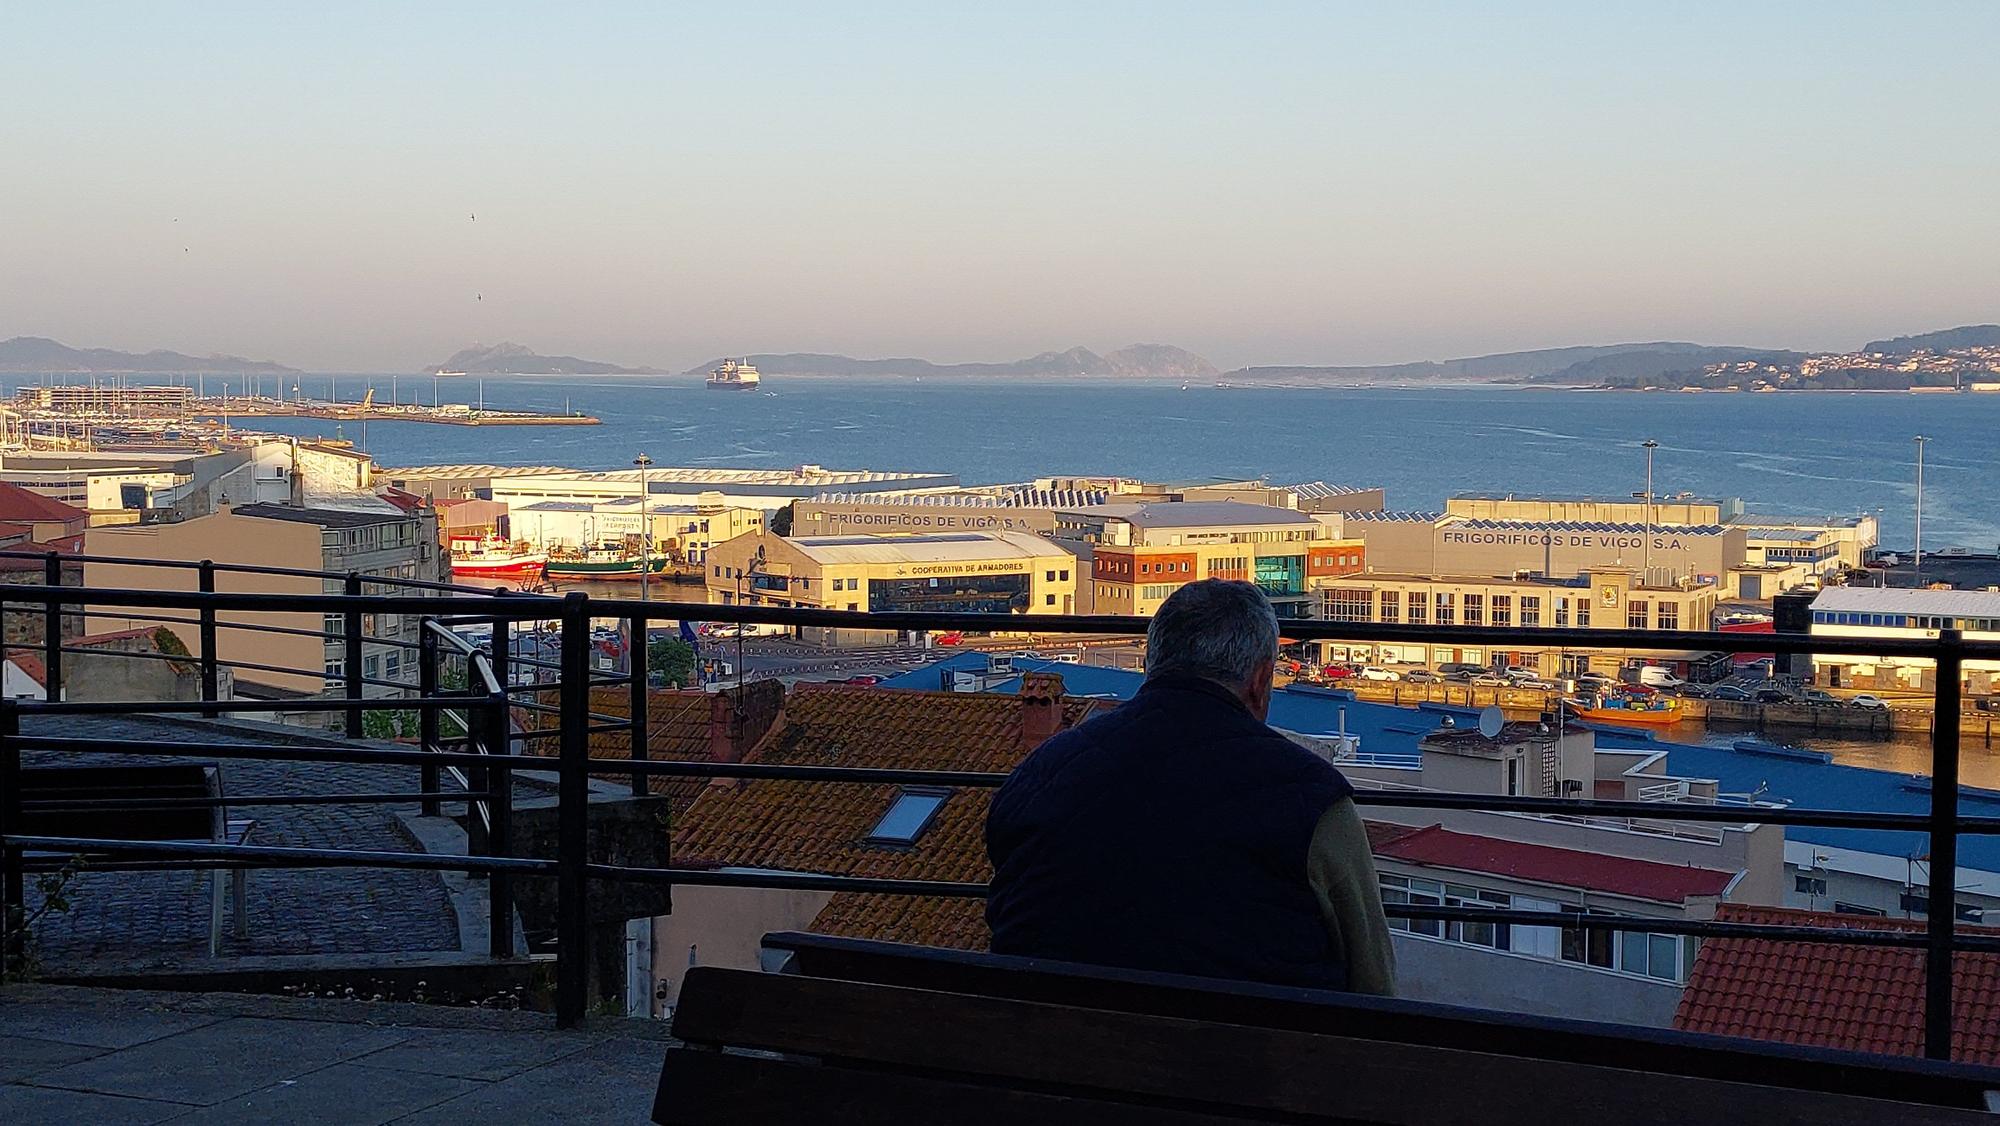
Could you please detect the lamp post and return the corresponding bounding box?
[1913,435,1929,586]
[1641,439,1659,583]
[634,453,653,604]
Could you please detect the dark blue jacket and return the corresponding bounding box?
[986,674,1354,989]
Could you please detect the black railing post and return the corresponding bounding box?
[484,686,515,958]
[1924,628,1963,1062]
[489,586,512,702]
[343,571,364,738]
[417,624,440,817]
[628,612,648,798]
[41,552,61,703]
[0,698,22,979]
[555,590,591,1028]
[463,702,490,860]
[197,560,220,717]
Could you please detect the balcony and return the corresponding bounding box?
[3,549,1998,1120]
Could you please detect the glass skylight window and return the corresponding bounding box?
[867,789,948,844]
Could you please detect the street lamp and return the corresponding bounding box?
[1641,439,1659,582]
[1913,435,1930,586]
[634,453,653,604]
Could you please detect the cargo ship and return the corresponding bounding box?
[707,358,761,390]
[544,544,674,582]
[447,536,546,581]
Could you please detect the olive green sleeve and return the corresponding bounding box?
[1306,797,1397,996]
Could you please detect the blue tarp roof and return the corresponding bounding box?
[883,652,2000,872]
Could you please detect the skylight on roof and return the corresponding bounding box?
[867,789,948,844]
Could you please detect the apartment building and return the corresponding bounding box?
[1054,501,1363,617]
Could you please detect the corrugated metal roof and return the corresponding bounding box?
[790,531,1066,565]
[807,489,1107,508]
[1282,481,1374,499]
[1058,501,1324,528]
[1812,587,2000,617]
[1453,518,1729,535]
[1343,510,1444,523]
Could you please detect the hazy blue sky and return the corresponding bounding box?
[3,2,1996,372]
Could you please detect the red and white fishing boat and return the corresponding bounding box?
[447,536,546,581]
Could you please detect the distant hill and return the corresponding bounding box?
[1862,325,2000,353]
[0,336,295,374]
[682,344,1217,379]
[432,342,662,375]
[1536,346,1806,385]
[1225,342,1776,384]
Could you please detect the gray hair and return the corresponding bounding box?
[1144,579,1280,689]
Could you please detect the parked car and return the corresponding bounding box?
[1755,688,1793,704]
[1438,662,1486,681]
[1321,665,1357,680]
[1402,669,1442,684]
[1799,688,1842,706]
[1470,673,1509,687]
[1709,685,1753,702]
[1516,678,1561,691]
[1677,683,1714,699]
[843,674,881,686]
[933,631,964,646]
[1358,666,1401,682]
[1576,671,1617,688]
[1849,694,1890,710]
[1502,664,1538,679]
[1046,652,1082,664]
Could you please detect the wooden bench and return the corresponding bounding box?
[652,932,2000,1125]
[20,763,256,956]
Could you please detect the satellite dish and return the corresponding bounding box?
[1478,706,1505,739]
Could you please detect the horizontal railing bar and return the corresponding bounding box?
[5,834,557,874]
[1350,791,2000,833]
[22,790,482,811]
[3,548,497,594]
[586,863,989,897]
[14,694,457,716]
[1386,903,2000,951]
[11,584,2000,660]
[10,734,533,770]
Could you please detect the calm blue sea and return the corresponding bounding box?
[32,373,1996,549]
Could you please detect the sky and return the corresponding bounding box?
[3,1,1997,373]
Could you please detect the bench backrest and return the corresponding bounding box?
[19,763,223,843]
[660,965,1995,1125]
[757,931,2000,1113]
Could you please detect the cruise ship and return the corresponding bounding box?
[707,358,761,390]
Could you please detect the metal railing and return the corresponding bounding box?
[0,553,1993,1063]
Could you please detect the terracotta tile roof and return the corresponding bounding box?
[675,676,1097,949]
[1673,903,2000,1064]
[1363,820,1426,851]
[0,482,87,525]
[7,652,47,689]
[581,686,720,815]
[1373,824,1738,904]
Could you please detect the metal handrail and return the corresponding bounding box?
[0,572,1984,1058]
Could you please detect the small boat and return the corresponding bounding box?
[447,536,546,580]
[1567,693,1683,726]
[544,544,674,581]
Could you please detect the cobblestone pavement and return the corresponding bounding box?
[0,984,670,1124]
[20,715,465,969]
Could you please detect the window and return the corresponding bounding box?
[1560,905,1615,968]
[1834,901,1887,917]
[1491,595,1512,627]
[1406,591,1427,625]
[1505,757,1521,795]
[385,652,401,680]
[1325,588,1372,623]
[1463,594,1483,626]
[1379,592,1399,624]
[1656,601,1679,631]
[1627,599,1649,630]
[1575,599,1591,627]
[1434,593,1455,626]
[1059,569,1069,581]
[868,789,948,844]
[1520,596,1541,627]
[1046,570,1056,581]
[1044,594,1056,606]
[1795,874,1827,896]
[1554,598,1569,627]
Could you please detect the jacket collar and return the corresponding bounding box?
[1138,673,1254,717]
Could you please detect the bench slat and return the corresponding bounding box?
[672,968,1993,1126]
[652,1047,1282,1126]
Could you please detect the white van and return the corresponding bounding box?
[1636,666,1684,689]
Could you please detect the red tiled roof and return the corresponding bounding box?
[0,482,86,525]
[1363,820,1426,851]
[1373,824,1738,904]
[674,677,1095,949]
[1674,903,2000,1064]
[7,652,47,689]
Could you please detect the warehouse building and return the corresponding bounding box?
[1052,500,1363,617]
[1807,587,2000,692]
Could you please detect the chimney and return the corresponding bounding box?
[1017,671,1067,752]
[709,690,746,764]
